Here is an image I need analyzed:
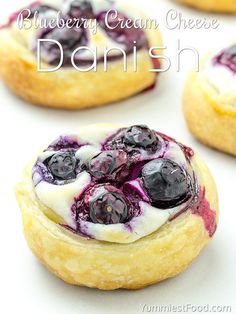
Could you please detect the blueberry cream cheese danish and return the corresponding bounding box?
[183,44,236,156]
[0,0,162,109]
[16,124,218,290]
[175,0,236,13]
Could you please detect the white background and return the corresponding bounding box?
[0,0,235,313]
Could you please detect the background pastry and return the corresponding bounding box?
[175,0,236,13]
[0,0,162,109]
[183,44,236,156]
[16,124,218,290]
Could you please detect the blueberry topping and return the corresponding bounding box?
[142,159,191,208]
[214,45,236,73]
[48,152,77,180]
[88,150,128,181]
[7,2,149,66]
[67,0,94,19]
[124,125,157,148]
[33,127,197,234]
[89,191,128,224]
[39,26,87,66]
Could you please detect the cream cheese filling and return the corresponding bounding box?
[204,57,236,107]
[35,171,91,228]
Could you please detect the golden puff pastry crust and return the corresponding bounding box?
[175,0,236,13]
[183,49,236,156]
[0,1,162,110]
[15,125,218,290]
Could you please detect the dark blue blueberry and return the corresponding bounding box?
[103,126,159,154]
[89,191,128,224]
[88,150,128,181]
[142,159,191,208]
[48,152,77,180]
[67,0,94,19]
[124,125,157,148]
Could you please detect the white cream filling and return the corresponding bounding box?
[75,145,100,163]
[34,125,194,243]
[35,171,91,228]
[204,57,236,107]
[75,124,118,146]
[163,141,187,167]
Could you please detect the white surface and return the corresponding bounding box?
[0,0,235,313]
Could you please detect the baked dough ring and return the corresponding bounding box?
[0,1,162,109]
[175,0,236,13]
[15,124,218,290]
[183,49,236,156]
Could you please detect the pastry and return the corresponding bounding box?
[183,44,236,156]
[175,0,236,13]
[16,124,218,290]
[0,0,162,109]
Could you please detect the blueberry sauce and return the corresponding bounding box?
[213,45,236,73]
[191,188,217,237]
[33,125,216,239]
[158,131,194,160]
[47,135,82,151]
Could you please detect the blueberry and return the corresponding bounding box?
[103,126,159,154]
[214,45,236,73]
[67,0,93,19]
[124,125,157,148]
[48,152,77,180]
[88,150,128,181]
[89,192,128,224]
[142,159,191,208]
